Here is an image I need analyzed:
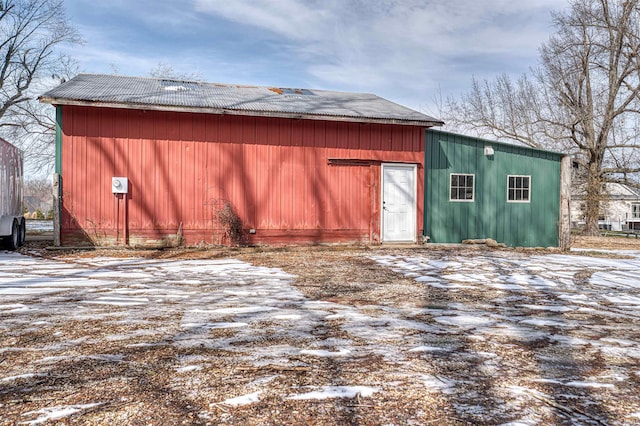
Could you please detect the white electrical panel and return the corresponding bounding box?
[112,177,128,194]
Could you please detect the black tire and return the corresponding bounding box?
[5,219,19,250]
[18,219,26,246]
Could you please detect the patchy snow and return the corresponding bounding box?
[299,348,351,357]
[220,391,262,406]
[565,381,616,389]
[408,345,449,353]
[287,385,378,400]
[20,403,102,424]
[1,373,41,382]
[2,248,640,424]
[25,220,53,232]
[176,365,202,373]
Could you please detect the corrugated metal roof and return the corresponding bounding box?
[39,74,443,127]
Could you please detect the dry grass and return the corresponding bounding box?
[3,238,639,424]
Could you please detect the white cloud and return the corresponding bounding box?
[63,0,560,112]
[194,0,331,41]
[193,0,559,108]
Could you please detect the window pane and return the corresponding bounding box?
[465,188,473,199]
[450,174,474,201]
[508,176,531,201]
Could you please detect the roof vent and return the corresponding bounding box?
[160,79,200,92]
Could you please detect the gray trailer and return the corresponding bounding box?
[0,138,25,249]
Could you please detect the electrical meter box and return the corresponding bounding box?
[111,177,128,194]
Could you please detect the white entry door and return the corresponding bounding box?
[382,164,417,242]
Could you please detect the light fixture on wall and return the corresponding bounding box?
[484,146,494,156]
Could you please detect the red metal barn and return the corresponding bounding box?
[40,74,442,247]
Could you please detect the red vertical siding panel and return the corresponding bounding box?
[139,111,156,231]
[407,127,415,151]
[205,114,219,142]
[382,124,393,151]
[126,110,141,230]
[204,115,218,239]
[279,119,292,228]
[114,109,129,242]
[255,147,269,229]
[62,105,426,246]
[337,122,349,150]
[237,116,253,227]
[63,107,78,230]
[266,119,278,228]
[82,108,101,230]
[370,165,381,242]
[234,140,244,218]
[325,122,337,148]
[178,114,192,232]
[253,116,267,229]
[168,135,183,231]
[313,121,325,148]
[230,117,243,214]
[242,146,256,228]
[314,120,327,229]
[78,108,90,231]
[348,122,360,150]
[291,120,303,147]
[167,113,182,230]
[154,113,168,229]
[279,145,290,229]
[182,139,196,232]
[192,114,207,240]
[219,115,231,142]
[394,126,404,152]
[303,147,317,229]
[229,115,242,144]
[291,121,305,228]
[280,119,291,146]
[204,113,217,236]
[100,108,116,235]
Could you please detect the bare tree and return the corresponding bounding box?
[443,0,640,236]
[0,0,79,176]
[147,62,203,81]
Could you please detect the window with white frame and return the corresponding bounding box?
[507,175,531,202]
[450,174,474,201]
[632,203,640,219]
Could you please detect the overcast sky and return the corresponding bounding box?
[61,0,562,117]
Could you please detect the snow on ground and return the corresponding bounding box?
[20,403,103,425]
[1,248,640,424]
[24,220,53,233]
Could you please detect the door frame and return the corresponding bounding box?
[380,163,417,243]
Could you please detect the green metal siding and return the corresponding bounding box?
[55,105,62,174]
[425,130,563,247]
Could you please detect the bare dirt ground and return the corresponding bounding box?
[1,237,639,425]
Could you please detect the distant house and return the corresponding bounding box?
[39,74,443,247]
[571,182,640,231]
[424,131,570,248]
